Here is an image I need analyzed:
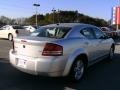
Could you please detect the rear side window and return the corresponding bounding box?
[31,27,71,39]
[80,28,95,39]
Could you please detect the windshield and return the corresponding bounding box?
[13,26,24,29]
[0,26,8,30]
[31,27,71,39]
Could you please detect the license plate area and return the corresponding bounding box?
[16,58,27,68]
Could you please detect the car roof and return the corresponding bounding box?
[42,23,96,28]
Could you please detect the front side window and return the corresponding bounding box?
[0,26,7,30]
[101,27,108,31]
[80,28,95,39]
[31,27,71,39]
[93,28,105,39]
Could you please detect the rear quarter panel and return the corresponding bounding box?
[54,38,89,76]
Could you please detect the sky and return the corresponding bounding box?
[0,0,118,20]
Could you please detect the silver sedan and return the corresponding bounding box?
[9,23,115,81]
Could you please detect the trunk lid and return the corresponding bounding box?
[14,36,57,58]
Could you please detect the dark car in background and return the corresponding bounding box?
[101,27,120,38]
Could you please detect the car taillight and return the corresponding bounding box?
[42,43,63,56]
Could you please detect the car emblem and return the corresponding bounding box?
[23,45,25,48]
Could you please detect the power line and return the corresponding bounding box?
[33,3,40,26]
[0,5,34,13]
[0,1,32,9]
[0,1,41,18]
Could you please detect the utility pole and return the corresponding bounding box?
[76,10,79,23]
[58,9,60,23]
[52,8,56,24]
[33,3,40,26]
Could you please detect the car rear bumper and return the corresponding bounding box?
[9,49,67,77]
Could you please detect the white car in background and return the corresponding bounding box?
[0,25,30,41]
[23,26,36,32]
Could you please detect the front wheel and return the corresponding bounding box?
[109,47,114,60]
[69,59,85,81]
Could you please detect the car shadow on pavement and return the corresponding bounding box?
[0,53,120,90]
[0,58,9,63]
[0,38,8,40]
[67,53,120,90]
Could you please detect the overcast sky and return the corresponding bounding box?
[0,0,118,20]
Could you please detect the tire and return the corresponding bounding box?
[69,58,85,82]
[108,47,114,60]
[8,34,13,41]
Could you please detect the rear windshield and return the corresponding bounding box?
[31,27,71,39]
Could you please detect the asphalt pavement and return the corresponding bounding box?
[0,39,120,90]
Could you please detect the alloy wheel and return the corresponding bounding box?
[74,60,84,81]
[109,47,114,60]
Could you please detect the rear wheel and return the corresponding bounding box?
[69,58,85,81]
[8,34,13,41]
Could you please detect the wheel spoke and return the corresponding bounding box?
[110,48,114,59]
[74,60,84,80]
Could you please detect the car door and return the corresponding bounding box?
[92,27,110,57]
[80,27,100,61]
